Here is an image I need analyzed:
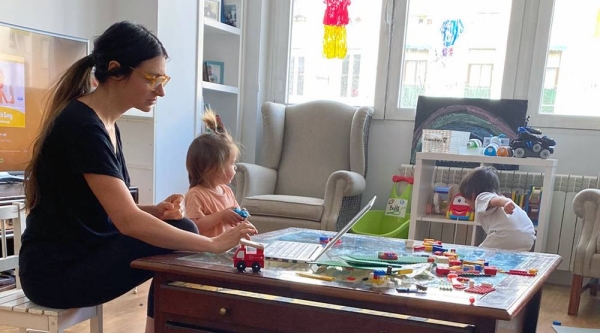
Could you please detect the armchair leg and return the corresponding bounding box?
[568,274,583,316]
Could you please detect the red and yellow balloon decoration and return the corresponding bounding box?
[322,0,351,59]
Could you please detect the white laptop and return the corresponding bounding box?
[263,196,376,263]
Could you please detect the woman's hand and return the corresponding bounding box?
[221,207,246,227]
[211,221,258,253]
[155,194,185,220]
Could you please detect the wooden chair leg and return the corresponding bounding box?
[591,278,598,297]
[568,274,583,316]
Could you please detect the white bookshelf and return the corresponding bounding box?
[408,152,558,252]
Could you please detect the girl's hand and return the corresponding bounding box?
[211,221,258,253]
[221,207,246,227]
[503,201,516,215]
[155,194,184,220]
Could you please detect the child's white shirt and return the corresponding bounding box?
[474,192,536,251]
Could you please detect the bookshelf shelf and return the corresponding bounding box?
[408,152,558,252]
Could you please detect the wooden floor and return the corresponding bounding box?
[0,281,597,332]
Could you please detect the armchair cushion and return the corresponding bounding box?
[243,195,324,221]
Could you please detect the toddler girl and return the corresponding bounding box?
[459,166,536,251]
[184,109,250,237]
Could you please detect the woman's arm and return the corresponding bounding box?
[84,173,256,253]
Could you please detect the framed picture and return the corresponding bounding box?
[204,61,224,84]
[222,4,237,27]
[204,0,221,22]
[222,0,241,27]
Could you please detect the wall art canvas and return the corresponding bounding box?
[411,96,528,169]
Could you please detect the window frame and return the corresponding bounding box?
[268,0,600,130]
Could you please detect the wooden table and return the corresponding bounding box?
[132,228,562,333]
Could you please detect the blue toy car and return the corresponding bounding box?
[232,207,250,218]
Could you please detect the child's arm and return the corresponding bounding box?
[489,196,516,214]
[193,208,245,231]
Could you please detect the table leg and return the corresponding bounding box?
[522,288,542,332]
[153,274,168,331]
[472,317,498,333]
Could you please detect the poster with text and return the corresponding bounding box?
[0,54,26,128]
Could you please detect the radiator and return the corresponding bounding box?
[398,164,595,272]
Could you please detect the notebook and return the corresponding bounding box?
[263,196,376,263]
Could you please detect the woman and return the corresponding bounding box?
[20,21,256,333]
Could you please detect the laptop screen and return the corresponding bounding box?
[314,196,376,260]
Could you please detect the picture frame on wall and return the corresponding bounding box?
[204,0,221,22]
[204,61,224,84]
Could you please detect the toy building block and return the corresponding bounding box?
[457,273,492,277]
[378,251,399,260]
[405,239,415,248]
[484,267,498,276]
[438,281,453,291]
[507,269,537,276]
[370,270,396,289]
[412,245,425,251]
[449,259,462,266]
[344,254,428,265]
[435,256,450,264]
[432,245,447,253]
[395,268,414,275]
[447,273,466,289]
[436,267,450,276]
[465,285,496,294]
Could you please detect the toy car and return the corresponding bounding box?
[233,207,250,218]
[233,239,264,273]
[510,116,556,159]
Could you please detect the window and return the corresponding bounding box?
[402,49,428,108]
[390,0,511,117]
[283,0,383,105]
[538,0,600,117]
[270,0,600,129]
[540,51,561,114]
[340,54,361,98]
[288,55,305,97]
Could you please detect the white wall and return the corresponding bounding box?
[0,0,113,42]
[153,0,200,202]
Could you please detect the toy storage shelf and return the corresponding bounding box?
[408,152,558,252]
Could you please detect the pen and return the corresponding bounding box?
[296,272,335,282]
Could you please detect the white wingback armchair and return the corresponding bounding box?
[234,100,373,232]
[568,188,600,315]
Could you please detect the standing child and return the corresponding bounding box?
[459,166,536,251]
[184,109,250,237]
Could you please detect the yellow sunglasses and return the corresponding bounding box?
[129,67,171,91]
